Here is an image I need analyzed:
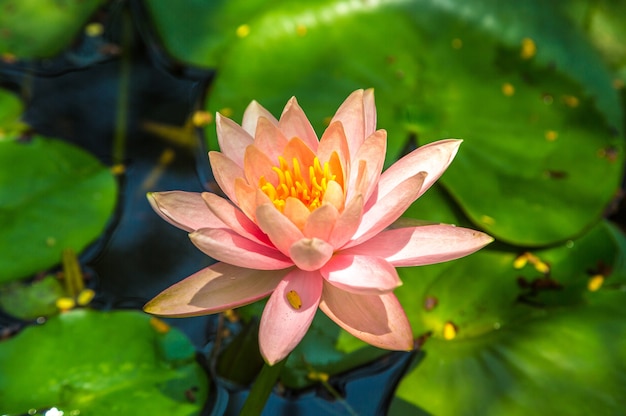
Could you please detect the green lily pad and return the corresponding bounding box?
[0,136,117,282]
[0,0,105,59]
[0,89,27,139]
[0,274,65,320]
[0,309,209,415]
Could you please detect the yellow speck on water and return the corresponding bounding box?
[451,38,463,49]
[561,95,579,107]
[521,37,536,59]
[192,111,213,127]
[308,371,329,382]
[150,317,171,334]
[514,252,550,273]
[287,290,302,310]
[502,83,515,96]
[236,24,250,38]
[219,108,233,118]
[296,24,307,37]
[443,322,457,340]
[85,22,104,37]
[77,289,95,306]
[111,163,126,175]
[545,130,558,141]
[513,253,528,269]
[588,274,604,292]
[56,297,76,312]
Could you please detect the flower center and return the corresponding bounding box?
[259,156,336,212]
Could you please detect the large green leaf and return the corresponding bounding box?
[0,0,105,59]
[140,0,624,245]
[0,136,117,282]
[0,309,209,415]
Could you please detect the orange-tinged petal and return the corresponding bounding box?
[330,89,367,157]
[244,145,278,185]
[254,117,289,163]
[234,178,258,221]
[377,139,461,202]
[190,228,293,270]
[319,282,413,351]
[278,97,319,151]
[144,263,287,317]
[345,223,494,267]
[363,88,376,138]
[328,194,363,249]
[321,254,401,294]
[208,151,244,203]
[318,121,350,173]
[322,179,344,212]
[242,100,278,136]
[216,113,253,168]
[348,172,427,248]
[281,137,316,173]
[147,191,224,232]
[347,129,386,203]
[303,203,339,241]
[259,269,323,364]
[289,238,334,271]
[201,192,270,246]
[284,197,310,229]
[255,201,304,256]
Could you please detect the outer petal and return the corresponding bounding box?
[330,89,367,157]
[278,97,319,151]
[347,172,427,248]
[319,282,413,351]
[259,269,323,364]
[346,129,386,204]
[345,223,494,267]
[317,121,350,174]
[144,263,287,317]
[363,88,376,138]
[376,139,461,203]
[202,192,270,246]
[216,113,253,168]
[328,194,363,249]
[244,145,278,185]
[321,254,401,294]
[208,151,244,203]
[289,238,334,271]
[254,117,289,163]
[147,191,224,232]
[255,201,304,256]
[242,100,278,136]
[190,228,293,270]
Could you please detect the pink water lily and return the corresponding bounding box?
[145,89,493,365]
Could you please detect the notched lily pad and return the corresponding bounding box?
[0,309,209,415]
[0,136,117,282]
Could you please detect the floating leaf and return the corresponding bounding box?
[0,136,117,282]
[0,275,64,320]
[0,309,209,415]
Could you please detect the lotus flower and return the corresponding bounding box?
[145,89,493,365]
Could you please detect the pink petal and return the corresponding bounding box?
[321,254,401,294]
[303,203,339,241]
[319,283,413,351]
[278,97,319,151]
[259,269,323,364]
[377,139,461,202]
[144,262,287,317]
[363,88,377,138]
[254,117,289,163]
[255,201,304,256]
[346,130,387,204]
[147,191,224,232]
[201,192,270,246]
[208,151,244,203]
[216,113,253,168]
[346,223,494,267]
[289,238,334,271]
[234,178,258,222]
[242,100,278,136]
[330,89,367,158]
[244,145,277,185]
[283,197,311,230]
[347,172,427,248]
[317,121,350,175]
[190,228,293,270]
[328,194,364,249]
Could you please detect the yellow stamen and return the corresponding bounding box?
[260,155,340,212]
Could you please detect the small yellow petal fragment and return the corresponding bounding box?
[287,290,302,310]
[502,83,515,96]
[219,108,233,118]
[545,130,558,141]
[150,317,171,334]
[521,37,536,59]
[308,371,329,382]
[223,309,240,323]
[451,38,463,49]
[481,215,496,225]
[85,22,104,37]
[111,163,126,175]
[56,297,76,312]
[513,253,529,269]
[562,95,579,108]
[77,289,95,306]
[443,322,457,340]
[236,24,250,38]
[588,275,604,292]
[192,111,213,127]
